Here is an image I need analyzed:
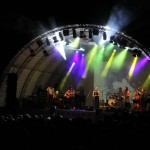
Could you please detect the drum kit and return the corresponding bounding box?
[108,98,116,107]
[106,93,124,108]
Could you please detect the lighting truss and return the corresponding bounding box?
[32,24,150,60]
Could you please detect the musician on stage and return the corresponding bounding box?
[124,86,131,110]
[92,87,100,111]
[133,86,142,110]
[133,87,146,111]
[141,88,145,99]
[134,86,141,100]
[117,87,124,109]
[64,86,75,109]
[141,88,146,111]
[46,84,55,107]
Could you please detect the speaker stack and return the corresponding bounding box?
[6,73,17,108]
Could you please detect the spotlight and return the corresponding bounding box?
[132,49,142,57]
[80,31,86,38]
[128,42,134,48]
[118,38,128,48]
[110,36,118,45]
[43,50,49,56]
[59,32,63,41]
[30,49,34,53]
[29,49,35,57]
[103,31,107,40]
[89,29,92,38]
[133,53,137,57]
[53,36,59,43]
[109,36,115,43]
[93,28,99,35]
[72,28,77,38]
[36,38,43,47]
[46,38,50,46]
[63,29,69,36]
[137,51,142,57]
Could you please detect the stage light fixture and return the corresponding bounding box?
[59,32,63,41]
[109,36,118,45]
[46,38,50,46]
[132,49,142,57]
[128,42,134,48]
[30,49,34,53]
[137,50,142,57]
[93,28,99,35]
[43,50,49,56]
[133,53,136,57]
[89,29,92,38]
[53,36,59,43]
[80,31,86,38]
[109,36,115,43]
[36,38,43,47]
[72,28,77,38]
[63,29,69,36]
[115,38,128,48]
[29,49,35,57]
[103,31,107,40]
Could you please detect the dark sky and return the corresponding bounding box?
[0,0,150,75]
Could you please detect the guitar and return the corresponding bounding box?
[64,91,80,99]
[64,90,74,99]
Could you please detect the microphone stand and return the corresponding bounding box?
[87,90,91,98]
[86,90,92,109]
[101,88,110,111]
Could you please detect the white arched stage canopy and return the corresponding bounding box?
[0,24,150,107]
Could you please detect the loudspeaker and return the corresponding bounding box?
[6,73,17,107]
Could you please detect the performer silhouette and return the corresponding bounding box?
[92,87,100,111]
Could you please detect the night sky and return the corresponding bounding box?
[1,0,150,76]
